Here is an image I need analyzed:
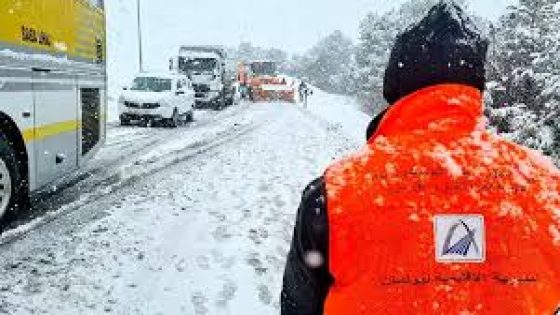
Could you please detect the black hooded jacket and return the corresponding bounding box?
[280,1,489,314]
[280,114,384,315]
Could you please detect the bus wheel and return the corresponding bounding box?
[0,134,21,226]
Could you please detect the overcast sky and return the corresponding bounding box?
[107,0,517,86]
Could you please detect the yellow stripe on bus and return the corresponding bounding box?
[22,120,82,143]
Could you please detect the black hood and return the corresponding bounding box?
[383,0,489,105]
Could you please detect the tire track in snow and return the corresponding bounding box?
[0,103,362,314]
[0,105,259,245]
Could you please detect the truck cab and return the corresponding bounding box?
[170,46,235,110]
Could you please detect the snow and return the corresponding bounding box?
[260,84,294,91]
[0,48,102,73]
[303,86,371,142]
[0,49,74,64]
[497,201,524,218]
[0,91,368,314]
[550,225,560,246]
[0,105,255,244]
[2,0,558,311]
[178,51,221,59]
[430,144,464,178]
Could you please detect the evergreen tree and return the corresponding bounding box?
[299,30,357,95]
[355,0,468,112]
[486,0,559,164]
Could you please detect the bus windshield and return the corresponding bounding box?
[131,77,172,92]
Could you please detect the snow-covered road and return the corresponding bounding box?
[0,96,370,314]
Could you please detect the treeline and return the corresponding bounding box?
[346,0,559,164]
[230,33,357,96]
[286,0,470,108]
[231,0,559,164]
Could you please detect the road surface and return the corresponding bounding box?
[0,99,367,314]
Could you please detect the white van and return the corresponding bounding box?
[118,73,195,127]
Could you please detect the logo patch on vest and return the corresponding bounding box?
[434,215,485,263]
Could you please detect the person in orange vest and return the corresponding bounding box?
[281,1,560,314]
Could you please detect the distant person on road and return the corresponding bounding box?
[281,1,560,314]
[298,80,308,101]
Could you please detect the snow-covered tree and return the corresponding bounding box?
[233,42,289,64]
[486,0,560,164]
[355,0,468,113]
[297,30,357,95]
[355,13,397,112]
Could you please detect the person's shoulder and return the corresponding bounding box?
[487,134,560,184]
[298,177,328,240]
[324,145,377,182]
[301,177,326,202]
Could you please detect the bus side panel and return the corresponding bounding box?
[32,72,79,189]
[0,0,106,192]
[0,67,37,191]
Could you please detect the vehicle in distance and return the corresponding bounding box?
[0,0,107,224]
[238,61,295,103]
[118,72,195,127]
[170,46,235,110]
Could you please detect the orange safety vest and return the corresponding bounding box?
[324,84,560,315]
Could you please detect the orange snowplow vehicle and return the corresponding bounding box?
[237,61,295,103]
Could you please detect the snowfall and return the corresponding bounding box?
[0,86,371,314]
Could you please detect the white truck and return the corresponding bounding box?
[169,46,235,110]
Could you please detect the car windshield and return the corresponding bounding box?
[131,77,172,92]
[179,58,217,73]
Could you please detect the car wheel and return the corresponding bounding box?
[166,108,180,128]
[0,133,23,228]
[185,110,194,123]
[215,97,226,111]
[120,117,131,126]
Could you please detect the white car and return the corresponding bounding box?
[119,73,195,127]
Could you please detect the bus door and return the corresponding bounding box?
[32,69,79,188]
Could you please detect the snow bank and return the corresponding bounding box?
[303,87,371,143]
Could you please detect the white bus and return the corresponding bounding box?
[0,0,107,223]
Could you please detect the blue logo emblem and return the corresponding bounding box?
[442,220,480,256]
[435,215,485,263]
